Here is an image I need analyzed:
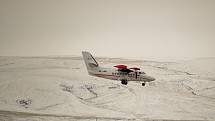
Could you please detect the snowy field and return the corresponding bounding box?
[0,56,215,121]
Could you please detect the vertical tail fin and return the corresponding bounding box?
[82,51,99,74]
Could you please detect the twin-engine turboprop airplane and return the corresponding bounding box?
[82,51,155,86]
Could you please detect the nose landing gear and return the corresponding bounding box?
[142,83,145,86]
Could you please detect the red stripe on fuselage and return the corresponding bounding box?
[93,73,115,77]
[92,73,141,81]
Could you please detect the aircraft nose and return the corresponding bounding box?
[149,76,155,81]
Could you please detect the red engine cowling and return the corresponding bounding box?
[114,65,127,69]
[129,67,140,70]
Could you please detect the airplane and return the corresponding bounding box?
[82,51,155,86]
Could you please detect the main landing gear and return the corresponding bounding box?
[121,80,145,86]
[121,80,128,85]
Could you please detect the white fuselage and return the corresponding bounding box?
[89,67,155,82]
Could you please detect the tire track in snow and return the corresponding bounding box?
[0,110,135,121]
[61,82,138,118]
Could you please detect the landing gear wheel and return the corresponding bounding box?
[142,83,145,86]
[121,80,128,85]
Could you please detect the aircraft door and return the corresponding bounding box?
[135,72,137,79]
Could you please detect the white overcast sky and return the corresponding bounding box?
[0,0,215,60]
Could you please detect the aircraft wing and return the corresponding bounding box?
[118,68,133,73]
[114,65,133,73]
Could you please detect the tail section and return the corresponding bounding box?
[82,51,99,74]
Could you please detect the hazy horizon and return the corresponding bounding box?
[1,0,215,60]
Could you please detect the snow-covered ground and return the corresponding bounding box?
[0,56,215,121]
